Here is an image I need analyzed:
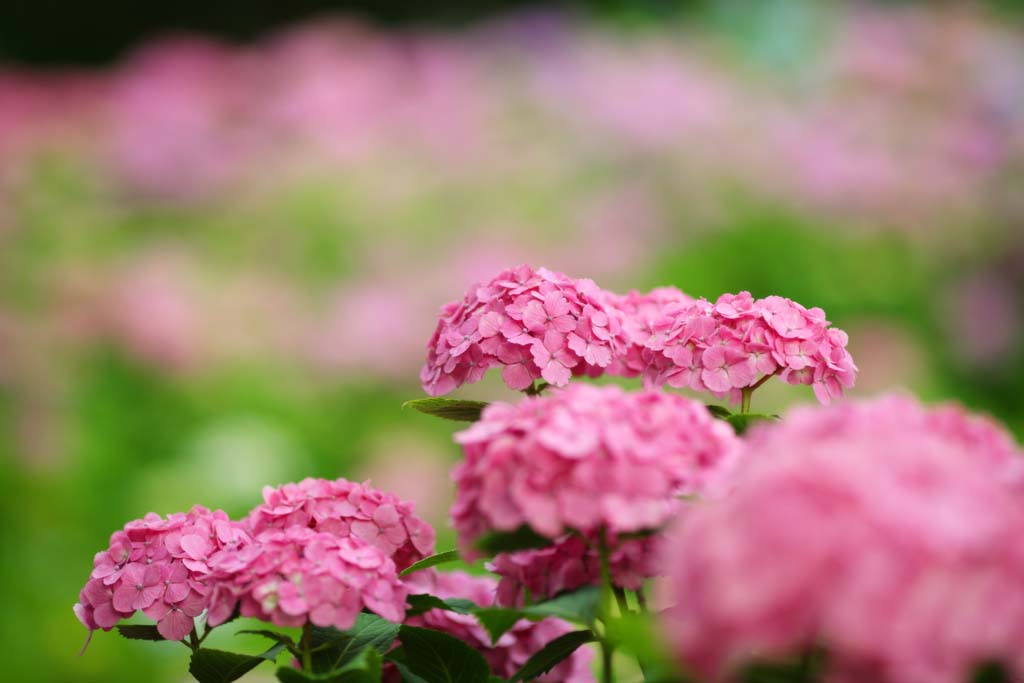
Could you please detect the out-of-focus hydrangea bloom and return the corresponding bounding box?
[489,533,659,606]
[420,265,623,395]
[602,286,694,378]
[627,291,857,405]
[246,477,436,572]
[398,570,593,683]
[207,526,406,630]
[451,384,739,558]
[74,506,253,641]
[661,396,1024,683]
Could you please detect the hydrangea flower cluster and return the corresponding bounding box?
[74,506,253,641]
[206,526,407,630]
[451,383,739,557]
[626,291,857,404]
[420,265,623,395]
[76,477,430,641]
[399,570,594,683]
[661,396,1024,683]
[246,477,436,572]
[601,286,695,378]
[489,533,659,606]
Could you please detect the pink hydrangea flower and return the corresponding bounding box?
[206,526,407,630]
[246,477,436,572]
[661,396,1024,683]
[451,384,740,558]
[397,570,593,683]
[420,265,623,395]
[74,506,253,642]
[489,533,660,606]
[601,286,695,378]
[612,289,857,405]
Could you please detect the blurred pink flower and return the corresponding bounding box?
[661,396,1024,683]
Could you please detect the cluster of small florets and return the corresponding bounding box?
[420,265,623,395]
[76,477,434,640]
[635,291,857,404]
[601,286,695,378]
[399,570,594,683]
[489,534,659,606]
[74,506,253,641]
[246,477,436,572]
[451,384,739,557]
[206,526,407,630]
[661,396,1024,683]
[422,266,858,404]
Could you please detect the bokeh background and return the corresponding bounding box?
[2,1,1023,681]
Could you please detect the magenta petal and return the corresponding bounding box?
[179,534,212,560]
[93,602,125,629]
[111,585,137,613]
[136,584,165,610]
[157,608,194,641]
[165,582,191,603]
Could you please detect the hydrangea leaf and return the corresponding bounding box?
[406,593,477,617]
[705,404,733,419]
[603,612,677,676]
[189,643,286,683]
[475,526,551,555]
[474,586,600,643]
[726,413,779,435]
[277,647,383,683]
[237,630,299,657]
[397,625,490,683]
[399,550,461,577]
[402,398,489,422]
[510,629,595,681]
[116,624,164,641]
[311,613,401,675]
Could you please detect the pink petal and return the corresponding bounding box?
[157,608,194,641]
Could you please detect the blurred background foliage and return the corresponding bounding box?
[1,0,1023,681]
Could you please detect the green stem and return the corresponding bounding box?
[601,642,614,683]
[741,372,778,413]
[596,531,616,683]
[524,381,550,397]
[301,622,313,673]
[740,388,752,414]
[635,587,648,613]
[188,626,200,653]
[613,587,630,614]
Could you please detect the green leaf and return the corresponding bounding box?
[402,398,489,422]
[510,630,595,681]
[705,404,732,419]
[238,630,299,655]
[277,647,383,683]
[973,662,1011,683]
[739,648,826,683]
[398,625,490,683]
[472,609,524,646]
[116,624,164,641]
[189,644,286,683]
[475,526,551,555]
[603,612,677,677]
[726,413,779,435]
[474,586,600,643]
[399,550,461,577]
[310,613,401,675]
[406,594,477,617]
